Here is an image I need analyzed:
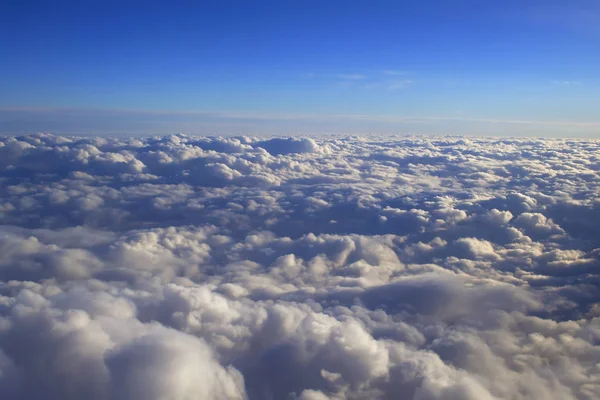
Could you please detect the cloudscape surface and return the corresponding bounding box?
[1,1,599,398]
[0,133,599,399]
[1,0,600,136]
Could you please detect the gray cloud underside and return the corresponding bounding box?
[0,133,599,400]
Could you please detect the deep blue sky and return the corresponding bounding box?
[1,0,599,136]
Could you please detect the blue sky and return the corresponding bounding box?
[1,0,599,136]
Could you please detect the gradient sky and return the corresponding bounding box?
[1,0,599,136]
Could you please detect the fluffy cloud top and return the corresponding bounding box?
[0,133,599,399]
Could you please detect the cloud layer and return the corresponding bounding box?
[0,133,599,399]
[3,107,600,137]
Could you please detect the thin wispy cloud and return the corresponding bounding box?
[385,79,413,90]
[382,69,409,76]
[552,80,583,86]
[336,73,366,80]
[364,79,413,91]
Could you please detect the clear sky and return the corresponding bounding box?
[1,0,599,136]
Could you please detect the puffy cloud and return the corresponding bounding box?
[0,133,599,399]
[106,328,246,400]
[256,138,326,155]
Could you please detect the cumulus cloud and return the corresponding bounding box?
[0,133,599,399]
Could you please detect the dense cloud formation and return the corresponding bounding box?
[0,133,599,400]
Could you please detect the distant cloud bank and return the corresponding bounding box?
[1,107,599,136]
[0,133,599,399]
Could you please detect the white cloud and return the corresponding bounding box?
[335,74,366,80]
[382,69,409,76]
[552,80,583,86]
[0,134,599,399]
[385,79,413,90]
